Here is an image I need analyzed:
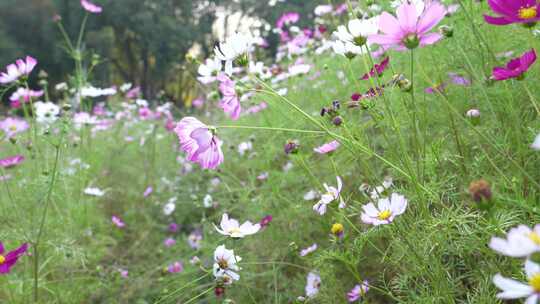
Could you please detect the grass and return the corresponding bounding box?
[1,0,540,303]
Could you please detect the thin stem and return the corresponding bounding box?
[33,142,62,303]
[216,125,325,134]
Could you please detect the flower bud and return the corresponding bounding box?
[466,109,480,125]
[284,140,300,154]
[332,116,343,126]
[398,78,412,92]
[468,179,492,208]
[331,223,344,237]
[438,25,454,38]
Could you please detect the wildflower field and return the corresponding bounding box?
[1,0,540,303]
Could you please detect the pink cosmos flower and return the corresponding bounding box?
[168,261,184,273]
[484,0,540,25]
[143,186,153,197]
[125,86,140,99]
[192,97,205,109]
[164,238,176,247]
[314,140,340,154]
[9,88,44,106]
[0,241,28,274]
[112,215,125,228]
[369,1,446,51]
[276,12,300,29]
[0,117,29,138]
[217,73,241,120]
[492,49,537,81]
[0,56,38,84]
[81,0,102,14]
[360,193,408,226]
[118,269,128,278]
[174,117,224,170]
[361,57,390,80]
[138,107,155,120]
[0,155,25,169]
[347,280,369,302]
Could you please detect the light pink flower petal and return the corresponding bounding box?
[417,2,447,34]
[396,2,419,33]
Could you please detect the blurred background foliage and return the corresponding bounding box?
[0,0,322,106]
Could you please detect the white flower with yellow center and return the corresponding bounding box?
[214,213,260,238]
[360,193,408,226]
[313,176,345,215]
[490,224,540,258]
[213,245,241,284]
[494,260,540,302]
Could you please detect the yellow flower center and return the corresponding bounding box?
[519,6,537,19]
[0,255,5,265]
[228,227,242,235]
[529,232,540,245]
[9,125,17,132]
[378,210,392,220]
[530,274,540,292]
[331,223,344,235]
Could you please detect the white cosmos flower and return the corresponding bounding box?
[197,57,222,84]
[84,187,105,197]
[370,176,393,199]
[213,245,242,284]
[163,200,176,216]
[490,225,540,258]
[81,86,117,97]
[305,272,321,298]
[203,194,213,208]
[361,193,408,226]
[214,33,254,76]
[214,213,261,238]
[237,141,253,156]
[493,260,540,303]
[334,17,379,46]
[314,4,333,16]
[313,176,345,215]
[34,101,60,125]
[332,40,364,58]
[303,190,319,201]
[532,134,540,151]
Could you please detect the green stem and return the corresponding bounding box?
[216,125,326,134]
[33,142,62,303]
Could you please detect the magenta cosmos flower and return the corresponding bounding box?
[0,241,28,274]
[0,117,29,138]
[174,117,224,170]
[81,0,102,14]
[0,56,37,84]
[217,73,241,120]
[492,49,537,80]
[484,0,540,25]
[370,1,446,51]
[0,155,25,169]
[361,57,390,80]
